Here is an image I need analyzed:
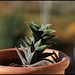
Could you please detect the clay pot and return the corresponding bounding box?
[0,48,70,74]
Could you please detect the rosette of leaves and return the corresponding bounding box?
[15,38,54,66]
[15,21,57,67]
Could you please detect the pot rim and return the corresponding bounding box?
[0,48,70,69]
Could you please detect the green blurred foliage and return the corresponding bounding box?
[0,10,27,49]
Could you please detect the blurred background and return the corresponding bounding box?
[0,1,75,74]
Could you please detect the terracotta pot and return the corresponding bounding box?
[0,48,70,74]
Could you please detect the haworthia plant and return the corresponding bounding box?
[15,21,57,66]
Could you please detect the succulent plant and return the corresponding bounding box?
[25,21,56,46]
[15,21,57,67]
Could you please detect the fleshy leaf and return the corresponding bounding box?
[21,39,30,51]
[27,46,31,56]
[20,44,28,61]
[25,36,31,45]
[32,32,39,43]
[34,39,41,49]
[27,51,35,64]
[35,45,47,51]
[15,47,27,65]
[29,37,34,43]
[31,20,38,27]
[42,35,56,40]
[42,29,56,36]
[28,26,40,39]
[25,22,38,31]
[39,24,51,31]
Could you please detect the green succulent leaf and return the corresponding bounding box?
[27,51,35,64]
[27,46,31,55]
[20,44,28,61]
[35,45,47,51]
[28,26,40,39]
[25,22,38,31]
[32,32,39,43]
[39,24,51,31]
[42,35,56,40]
[34,39,41,49]
[15,47,27,65]
[25,36,31,45]
[21,39,30,51]
[31,20,38,27]
[45,29,56,33]
[42,29,56,36]
[29,37,34,43]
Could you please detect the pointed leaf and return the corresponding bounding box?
[42,35,56,40]
[31,20,38,26]
[34,39,41,49]
[35,45,47,51]
[28,46,31,55]
[39,24,51,31]
[21,39,30,51]
[20,44,28,60]
[28,26,39,37]
[29,37,34,43]
[25,36,31,45]
[25,22,38,30]
[15,47,27,65]
[42,29,56,36]
[27,51,35,64]
[28,25,43,39]
[32,32,39,43]
[45,29,56,33]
